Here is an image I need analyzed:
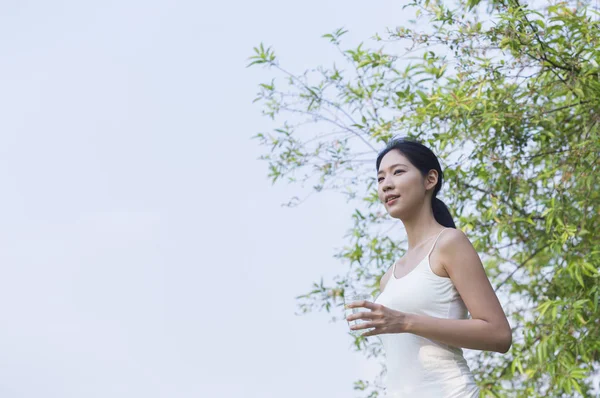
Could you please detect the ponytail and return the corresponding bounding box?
[432,197,456,229]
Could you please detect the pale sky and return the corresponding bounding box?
[0,1,455,397]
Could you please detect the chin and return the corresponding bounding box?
[382,199,406,219]
[387,208,404,219]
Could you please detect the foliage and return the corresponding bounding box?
[249,0,600,396]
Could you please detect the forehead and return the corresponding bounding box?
[377,150,411,174]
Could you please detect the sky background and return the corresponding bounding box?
[0,1,486,397]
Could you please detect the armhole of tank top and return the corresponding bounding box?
[425,228,450,277]
[381,264,394,292]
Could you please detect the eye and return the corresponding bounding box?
[378,169,404,182]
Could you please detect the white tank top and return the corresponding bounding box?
[374,228,480,397]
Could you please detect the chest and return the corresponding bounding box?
[393,248,448,279]
[376,261,461,317]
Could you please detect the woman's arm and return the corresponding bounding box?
[347,228,512,353]
[406,314,511,353]
[405,228,511,353]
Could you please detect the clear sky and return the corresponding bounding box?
[0,1,429,397]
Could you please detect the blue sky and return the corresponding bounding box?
[0,1,422,397]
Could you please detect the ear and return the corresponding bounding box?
[424,169,438,191]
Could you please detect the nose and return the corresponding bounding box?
[380,174,394,191]
[379,176,395,198]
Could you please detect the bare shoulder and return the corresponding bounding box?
[427,228,470,277]
[436,227,486,280]
[438,228,473,253]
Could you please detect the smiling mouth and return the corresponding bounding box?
[386,196,400,204]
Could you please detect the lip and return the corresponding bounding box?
[386,196,399,205]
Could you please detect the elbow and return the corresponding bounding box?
[496,328,512,354]
[497,340,511,354]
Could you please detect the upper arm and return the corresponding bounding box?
[438,229,511,332]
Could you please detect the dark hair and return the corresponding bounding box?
[375,136,456,229]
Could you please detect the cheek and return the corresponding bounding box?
[394,178,421,202]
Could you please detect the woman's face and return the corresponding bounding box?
[377,150,436,218]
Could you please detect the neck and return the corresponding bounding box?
[400,201,443,250]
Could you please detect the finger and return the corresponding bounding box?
[350,321,375,330]
[346,311,377,322]
[361,328,379,337]
[347,300,379,310]
[363,324,389,337]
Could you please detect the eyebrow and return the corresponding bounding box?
[377,163,408,175]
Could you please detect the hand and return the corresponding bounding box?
[345,300,409,337]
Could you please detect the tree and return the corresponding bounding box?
[248,0,600,396]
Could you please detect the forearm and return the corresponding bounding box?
[405,313,511,353]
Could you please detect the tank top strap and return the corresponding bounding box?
[425,227,450,258]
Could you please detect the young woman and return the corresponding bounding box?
[346,137,512,397]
